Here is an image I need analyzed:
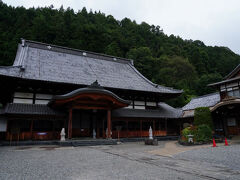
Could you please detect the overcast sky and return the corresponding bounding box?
[5,0,240,54]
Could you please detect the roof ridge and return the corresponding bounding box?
[208,76,240,87]
[23,39,133,64]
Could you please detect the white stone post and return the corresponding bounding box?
[149,126,153,140]
[60,128,66,141]
[93,129,96,139]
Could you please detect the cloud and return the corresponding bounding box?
[4,0,240,54]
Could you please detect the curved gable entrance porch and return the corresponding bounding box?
[49,81,130,139]
[211,99,240,136]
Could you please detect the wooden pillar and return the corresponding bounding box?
[140,120,142,137]
[153,120,155,137]
[165,118,167,135]
[68,108,73,139]
[52,120,55,131]
[103,118,105,138]
[107,110,111,139]
[96,117,99,138]
[223,118,228,137]
[126,120,129,138]
[30,120,33,140]
[179,119,182,135]
[6,120,9,141]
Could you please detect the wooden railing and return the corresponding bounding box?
[6,130,168,140]
[6,131,60,141]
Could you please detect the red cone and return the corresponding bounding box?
[212,138,217,147]
[225,138,229,146]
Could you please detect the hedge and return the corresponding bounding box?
[194,107,214,130]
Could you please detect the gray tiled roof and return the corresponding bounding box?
[182,92,220,111]
[0,39,182,94]
[51,82,131,105]
[3,103,65,116]
[112,102,183,119]
[208,76,240,87]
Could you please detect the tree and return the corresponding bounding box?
[0,2,240,107]
[127,47,155,80]
[196,73,222,95]
[155,56,197,90]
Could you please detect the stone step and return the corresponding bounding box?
[120,136,178,142]
[0,136,178,146]
[71,140,117,147]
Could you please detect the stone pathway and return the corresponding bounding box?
[149,141,223,157]
[1,141,240,179]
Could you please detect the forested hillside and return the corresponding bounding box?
[1,2,240,107]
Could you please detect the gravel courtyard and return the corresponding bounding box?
[0,141,240,180]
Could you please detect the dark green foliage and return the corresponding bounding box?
[195,73,222,95]
[194,107,214,130]
[1,2,240,106]
[195,124,212,142]
[182,126,196,139]
[181,125,212,143]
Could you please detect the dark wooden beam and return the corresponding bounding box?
[30,120,33,139]
[73,106,111,110]
[165,118,167,135]
[140,120,142,138]
[126,120,129,138]
[68,108,72,139]
[107,110,111,139]
[153,120,155,136]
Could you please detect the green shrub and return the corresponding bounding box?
[182,126,196,141]
[181,125,212,143]
[195,124,212,142]
[194,107,214,130]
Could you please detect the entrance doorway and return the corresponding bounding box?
[212,103,240,136]
[72,109,107,139]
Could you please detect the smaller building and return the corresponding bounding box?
[183,64,240,136]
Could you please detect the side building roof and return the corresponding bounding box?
[183,92,220,111]
[0,39,182,95]
[2,103,65,116]
[182,92,220,118]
